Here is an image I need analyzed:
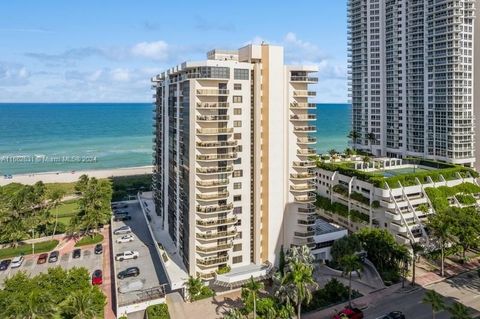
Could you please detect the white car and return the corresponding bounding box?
[113,226,132,235]
[116,234,135,243]
[10,256,24,268]
[115,251,139,261]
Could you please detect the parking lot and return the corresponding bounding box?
[111,200,168,307]
[0,239,103,286]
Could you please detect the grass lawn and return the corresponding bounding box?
[74,234,104,247]
[50,199,79,227]
[45,182,78,196]
[0,240,59,259]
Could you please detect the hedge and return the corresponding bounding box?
[425,182,480,212]
[0,240,59,259]
[315,195,369,223]
[74,234,104,247]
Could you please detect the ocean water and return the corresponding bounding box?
[0,103,350,175]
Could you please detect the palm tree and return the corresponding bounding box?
[427,212,451,277]
[285,245,314,267]
[410,242,424,286]
[186,276,204,301]
[422,290,445,319]
[347,130,361,151]
[362,156,371,169]
[340,254,363,307]
[24,289,56,319]
[286,261,318,319]
[49,189,66,238]
[224,308,244,319]
[60,288,105,319]
[448,302,472,319]
[366,132,377,155]
[242,276,264,319]
[328,149,337,158]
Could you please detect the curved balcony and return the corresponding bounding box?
[294,231,315,238]
[290,183,316,192]
[197,243,233,254]
[197,256,229,267]
[196,141,238,149]
[196,153,237,161]
[196,203,234,214]
[297,148,317,156]
[197,230,237,240]
[295,194,316,203]
[290,103,316,109]
[197,102,229,109]
[291,76,318,83]
[298,218,316,226]
[196,89,229,96]
[196,191,229,201]
[292,161,316,168]
[290,114,317,121]
[196,217,238,227]
[196,166,234,175]
[290,173,315,180]
[297,137,317,145]
[196,179,229,188]
[196,128,233,135]
[298,207,316,215]
[294,126,317,133]
[293,90,316,97]
[197,115,230,122]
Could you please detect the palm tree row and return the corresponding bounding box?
[422,289,472,319]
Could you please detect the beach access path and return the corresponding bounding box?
[0,165,153,186]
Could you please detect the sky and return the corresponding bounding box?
[0,1,348,103]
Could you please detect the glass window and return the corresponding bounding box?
[233,207,242,214]
[234,195,242,201]
[234,108,242,115]
[234,182,242,189]
[233,256,243,264]
[233,96,243,103]
[233,170,243,177]
[234,133,242,140]
[233,244,242,252]
[234,83,242,90]
[234,69,249,80]
[234,121,242,127]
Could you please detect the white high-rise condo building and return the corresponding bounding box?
[151,44,318,281]
[348,0,476,166]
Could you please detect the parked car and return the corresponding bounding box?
[10,256,24,268]
[117,267,140,279]
[114,215,132,222]
[94,244,103,255]
[116,234,135,244]
[91,269,103,285]
[112,203,128,209]
[48,251,59,263]
[115,251,139,261]
[376,311,405,319]
[72,248,81,259]
[114,226,132,235]
[146,213,152,222]
[0,259,11,271]
[114,210,129,216]
[333,307,364,319]
[37,253,48,264]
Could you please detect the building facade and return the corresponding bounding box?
[348,0,476,166]
[152,44,318,280]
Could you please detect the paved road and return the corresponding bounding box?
[364,271,480,319]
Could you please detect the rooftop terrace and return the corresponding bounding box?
[316,157,478,189]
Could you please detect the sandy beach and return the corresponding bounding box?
[0,166,153,186]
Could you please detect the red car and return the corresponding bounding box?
[37,253,48,264]
[91,269,103,285]
[333,307,364,319]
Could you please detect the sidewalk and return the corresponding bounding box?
[415,257,480,286]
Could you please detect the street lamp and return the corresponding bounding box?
[30,229,35,255]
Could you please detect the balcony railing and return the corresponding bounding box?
[295,194,317,203]
[291,76,319,83]
[197,115,229,121]
[298,207,316,214]
[197,243,233,253]
[196,128,234,135]
[297,137,317,144]
[196,179,229,187]
[294,126,317,132]
[197,102,230,109]
[197,230,237,240]
[196,203,233,213]
[196,191,229,200]
[290,103,316,109]
[196,217,238,227]
[196,141,237,148]
[197,256,229,266]
[196,166,234,174]
[294,231,316,238]
[293,90,317,97]
[196,153,237,161]
[290,184,316,191]
[297,148,317,156]
[196,89,229,96]
[290,114,317,121]
[292,161,316,168]
[290,173,315,179]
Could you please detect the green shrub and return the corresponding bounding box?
[302,279,362,313]
[216,265,231,274]
[351,192,370,205]
[0,240,59,259]
[74,234,104,247]
[315,195,368,224]
[425,182,480,212]
[456,194,476,205]
[147,303,170,319]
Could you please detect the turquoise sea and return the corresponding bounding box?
[0,103,350,175]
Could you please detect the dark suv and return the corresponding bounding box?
[114,215,132,222]
[48,251,59,263]
[117,267,140,279]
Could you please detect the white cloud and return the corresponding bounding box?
[110,68,130,82]
[0,62,30,86]
[131,41,169,61]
